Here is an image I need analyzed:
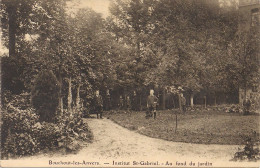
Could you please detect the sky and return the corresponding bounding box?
[67,0,111,18]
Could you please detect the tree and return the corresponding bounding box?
[1,0,37,93]
[109,0,157,86]
[1,0,36,58]
[227,26,259,101]
[31,70,60,122]
[1,0,70,94]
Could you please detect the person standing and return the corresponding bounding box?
[126,95,131,115]
[105,89,111,111]
[243,98,251,115]
[94,90,103,119]
[119,95,124,110]
[180,93,186,112]
[147,89,158,119]
[132,91,138,111]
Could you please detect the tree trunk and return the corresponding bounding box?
[244,82,247,101]
[190,93,194,109]
[57,44,63,115]
[7,3,17,58]
[204,96,207,109]
[162,88,166,110]
[172,97,175,109]
[60,97,63,114]
[178,94,182,111]
[214,93,217,106]
[68,77,72,112]
[58,74,63,115]
[140,94,142,111]
[76,84,80,110]
[58,96,63,115]
[175,113,178,133]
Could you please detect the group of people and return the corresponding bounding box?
[93,89,187,119]
[118,95,132,110]
[92,90,135,119]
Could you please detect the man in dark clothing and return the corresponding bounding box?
[243,98,251,115]
[147,89,158,119]
[94,90,103,119]
[104,89,111,111]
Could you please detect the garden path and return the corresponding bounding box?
[15,118,257,167]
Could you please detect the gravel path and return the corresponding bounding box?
[4,118,258,167]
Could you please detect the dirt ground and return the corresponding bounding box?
[7,118,258,167]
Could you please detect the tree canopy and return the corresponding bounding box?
[1,0,258,108]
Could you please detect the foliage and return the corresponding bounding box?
[1,0,258,107]
[108,0,243,99]
[231,133,260,161]
[225,26,260,93]
[32,122,60,150]
[1,93,93,159]
[56,108,93,152]
[1,57,26,94]
[1,101,40,158]
[225,104,243,113]
[31,70,60,122]
[3,132,39,158]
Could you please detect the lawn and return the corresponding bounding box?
[104,109,260,145]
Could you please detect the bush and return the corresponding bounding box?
[2,103,40,158]
[31,70,60,122]
[2,91,31,109]
[1,92,93,159]
[225,104,243,113]
[231,133,260,161]
[56,108,93,152]
[32,122,61,150]
[3,132,39,157]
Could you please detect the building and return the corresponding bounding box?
[238,0,260,112]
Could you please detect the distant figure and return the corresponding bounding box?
[132,91,138,111]
[119,95,124,110]
[180,94,186,112]
[94,90,103,119]
[126,95,131,115]
[147,89,158,119]
[243,98,251,115]
[105,89,111,111]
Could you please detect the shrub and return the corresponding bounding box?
[3,132,40,157]
[31,70,60,122]
[56,109,93,152]
[32,122,61,150]
[231,132,260,161]
[224,104,243,113]
[1,92,93,159]
[1,103,40,158]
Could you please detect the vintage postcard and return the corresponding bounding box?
[0,0,259,167]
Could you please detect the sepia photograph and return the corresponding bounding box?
[0,0,259,167]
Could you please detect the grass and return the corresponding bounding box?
[104,109,260,145]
